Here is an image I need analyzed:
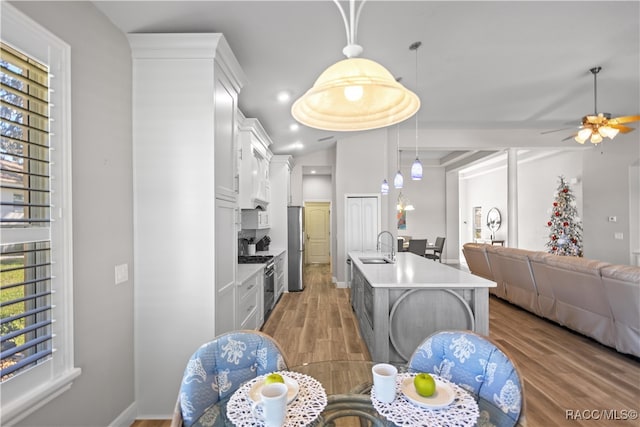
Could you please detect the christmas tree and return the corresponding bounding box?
[545,176,583,256]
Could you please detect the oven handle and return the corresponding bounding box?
[265,268,275,278]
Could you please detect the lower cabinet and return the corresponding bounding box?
[237,269,262,330]
[275,251,286,303]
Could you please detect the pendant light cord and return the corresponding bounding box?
[410,41,422,157]
[397,124,401,171]
[415,43,419,157]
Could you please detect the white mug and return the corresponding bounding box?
[248,244,256,255]
[251,382,288,427]
[372,363,397,403]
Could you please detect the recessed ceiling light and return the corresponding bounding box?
[293,141,304,149]
[289,123,299,132]
[310,170,316,174]
[277,91,291,103]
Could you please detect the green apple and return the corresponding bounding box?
[264,373,285,385]
[413,373,436,397]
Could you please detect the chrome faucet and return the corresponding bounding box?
[376,230,396,262]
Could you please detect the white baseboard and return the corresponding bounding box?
[110,402,137,427]
[336,281,348,289]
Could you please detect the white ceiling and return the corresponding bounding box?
[93,1,640,160]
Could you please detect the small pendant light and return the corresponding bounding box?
[381,179,389,195]
[410,41,423,180]
[393,125,403,189]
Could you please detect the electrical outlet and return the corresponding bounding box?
[614,233,623,240]
[115,263,129,284]
[608,216,617,222]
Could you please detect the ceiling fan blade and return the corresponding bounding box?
[608,115,640,125]
[561,133,578,142]
[609,124,636,133]
[541,126,576,135]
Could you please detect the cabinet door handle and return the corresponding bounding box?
[247,284,255,290]
[247,305,254,313]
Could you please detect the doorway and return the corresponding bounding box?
[304,201,331,265]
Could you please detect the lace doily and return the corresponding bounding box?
[227,371,328,426]
[371,373,479,427]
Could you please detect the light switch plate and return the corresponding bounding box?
[115,263,129,284]
[614,232,624,240]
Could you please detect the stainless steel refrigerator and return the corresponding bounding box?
[287,206,305,291]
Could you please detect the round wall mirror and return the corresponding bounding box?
[486,208,501,237]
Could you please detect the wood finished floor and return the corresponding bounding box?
[133,263,640,427]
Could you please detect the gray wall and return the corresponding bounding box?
[11,2,135,426]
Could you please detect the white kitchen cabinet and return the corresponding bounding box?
[238,112,273,209]
[274,251,286,303]
[241,209,270,229]
[129,33,245,416]
[237,268,262,330]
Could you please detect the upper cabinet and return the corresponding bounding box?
[238,112,273,209]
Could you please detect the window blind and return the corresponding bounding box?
[0,42,53,381]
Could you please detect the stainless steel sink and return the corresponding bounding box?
[359,257,393,264]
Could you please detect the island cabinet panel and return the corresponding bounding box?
[349,251,495,363]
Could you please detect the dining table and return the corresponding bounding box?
[218,360,515,427]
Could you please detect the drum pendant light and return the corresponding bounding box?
[410,41,423,180]
[291,0,420,132]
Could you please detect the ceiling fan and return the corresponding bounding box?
[543,67,639,144]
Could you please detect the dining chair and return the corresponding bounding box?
[407,239,428,257]
[425,236,445,262]
[408,330,524,427]
[171,330,289,427]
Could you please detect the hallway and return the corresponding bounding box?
[262,263,370,366]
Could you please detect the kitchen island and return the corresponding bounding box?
[348,251,496,363]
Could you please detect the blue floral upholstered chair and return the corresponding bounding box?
[408,330,524,427]
[171,330,289,427]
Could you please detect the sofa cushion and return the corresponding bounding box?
[536,254,615,347]
[601,264,640,356]
[462,243,494,281]
[487,246,540,315]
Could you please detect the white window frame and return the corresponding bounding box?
[1,4,80,425]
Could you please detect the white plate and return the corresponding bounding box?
[248,375,299,404]
[400,377,455,409]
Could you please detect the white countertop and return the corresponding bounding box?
[236,247,286,283]
[349,251,496,289]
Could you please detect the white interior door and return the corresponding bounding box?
[305,202,330,264]
[346,196,379,253]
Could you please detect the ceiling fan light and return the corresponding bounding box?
[598,126,619,139]
[394,170,404,189]
[590,132,603,144]
[574,134,588,144]
[291,58,420,132]
[411,157,423,180]
[577,128,593,141]
[381,179,389,195]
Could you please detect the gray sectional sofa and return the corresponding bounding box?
[462,243,640,358]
